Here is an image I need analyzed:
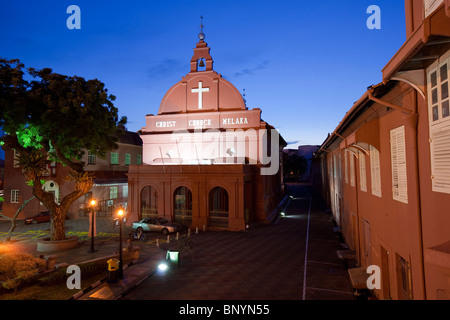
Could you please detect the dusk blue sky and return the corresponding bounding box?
[1,1,406,149]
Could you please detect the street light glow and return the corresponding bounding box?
[90,199,96,206]
[158,262,169,272]
[118,209,124,216]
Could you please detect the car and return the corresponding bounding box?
[24,211,70,224]
[131,217,181,235]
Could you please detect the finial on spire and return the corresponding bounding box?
[198,16,205,41]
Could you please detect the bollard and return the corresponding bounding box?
[195,226,199,234]
[106,258,120,283]
[176,232,179,240]
[188,228,191,237]
[203,224,206,232]
[167,235,170,244]
[156,238,159,247]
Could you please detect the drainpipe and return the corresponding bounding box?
[410,91,427,300]
[368,85,426,299]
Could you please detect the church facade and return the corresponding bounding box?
[127,30,286,231]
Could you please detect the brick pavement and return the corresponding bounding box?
[120,184,355,300]
[0,184,355,300]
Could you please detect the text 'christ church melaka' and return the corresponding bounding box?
[126,26,286,231]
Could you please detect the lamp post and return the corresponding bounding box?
[117,208,125,279]
[88,199,96,253]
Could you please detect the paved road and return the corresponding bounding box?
[120,184,355,300]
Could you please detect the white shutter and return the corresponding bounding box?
[350,152,355,187]
[424,0,444,18]
[370,145,382,197]
[428,55,450,193]
[430,125,450,192]
[390,126,408,204]
[359,151,367,192]
[344,150,348,184]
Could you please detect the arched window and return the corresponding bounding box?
[209,187,229,228]
[141,186,158,219]
[173,186,192,226]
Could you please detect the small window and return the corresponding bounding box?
[123,185,128,198]
[110,152,119,165]
[88,151,96,165]
[11,189,19,203]
[110,187,118,199]
[13,149,20,168]
[125,153,131,166]
[137,154,142,165]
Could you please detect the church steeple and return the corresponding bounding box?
[190,16,213,72]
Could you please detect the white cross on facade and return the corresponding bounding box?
[191,81,210,109]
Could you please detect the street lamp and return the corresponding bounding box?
[117,208,125,279]
[88,199,96,253]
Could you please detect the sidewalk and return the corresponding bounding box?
[0,217,170,300]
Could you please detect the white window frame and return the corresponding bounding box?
[110,186,118,199]
[88,151,96,165]
[370,145,382,197]
[11,189,19,203]
[390,126,408,204]
[427,53,450,194]
[110,152,119,165]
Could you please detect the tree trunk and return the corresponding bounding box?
[50,206,67,241]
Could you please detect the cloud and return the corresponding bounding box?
[147,59,185,80]
[233,60,270,77]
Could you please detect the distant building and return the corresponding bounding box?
[2,131,142,220]
[127,29,286,231]
[298,145,320,182]
[313,1,450,300]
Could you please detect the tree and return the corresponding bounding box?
[284,153,307,181]
[0,58,127,241]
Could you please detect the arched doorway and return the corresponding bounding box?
[141,186,158,219]
[173,186,192,226]
[209,187,229,228]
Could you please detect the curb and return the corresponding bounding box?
[68,254,161,300]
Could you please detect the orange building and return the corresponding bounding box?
[313,0,450,300]
[127,29,286,231]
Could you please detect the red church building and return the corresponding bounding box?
[127,27,286,231]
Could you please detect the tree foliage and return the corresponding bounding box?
[0,58,127,240]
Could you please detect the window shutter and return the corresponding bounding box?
[344,150,348,184]
[359,151,367,192]
[370,145,382,197]
[390,126,408,204]
[350,152,355,187]
[428,56,450,193]
[430,126,450,192]
[424,0,444,18]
